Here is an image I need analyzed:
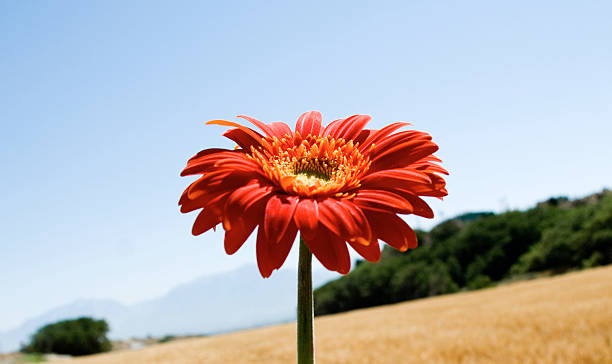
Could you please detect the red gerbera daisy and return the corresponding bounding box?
[179,111,448,277]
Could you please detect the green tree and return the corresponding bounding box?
[22,317,111,356]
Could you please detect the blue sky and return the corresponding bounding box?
[1,0,611,331]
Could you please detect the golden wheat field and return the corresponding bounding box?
[55,266,612,364]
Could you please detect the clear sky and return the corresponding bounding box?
[1,0,610,331]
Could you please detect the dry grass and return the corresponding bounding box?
[56,266,612,364]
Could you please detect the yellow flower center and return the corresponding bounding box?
[249,133,371,197]
[292,157,336,181]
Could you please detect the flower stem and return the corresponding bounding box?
[297,236,314,364]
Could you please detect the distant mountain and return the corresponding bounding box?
[0,265,338,353]
[0,299,131,353]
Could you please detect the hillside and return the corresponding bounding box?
[315,190,612,315]
[51,266,612,364]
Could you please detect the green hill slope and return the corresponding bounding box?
[314,190,612,316]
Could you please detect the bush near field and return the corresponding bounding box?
[21,317,111,357]
[314,190,612,316]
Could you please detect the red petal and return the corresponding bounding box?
[371,144,439,172]
[181,149,233,176]
[412,158,449,175]
[181,151,259,177]
[185,148,228,166]
[353,189,414,214]
[192,208,221,236]
[372,136,431,159]
[426,155,443,163]
[224,182,274,231]
[264,195,299,243]
[367,130,439,172]
[236,115,277,138]
[268,122,293,137]
[317,198,371,242]
[408,188,448,198]
[371,130,431,155]
[179,171,260,213]
[180,188,232,214]
[402,193,435,218]
[223,128,262,151]
[224,217,257,255]
[206,120,268,151]
[294,198,319,240]
[318,198,354,238]
[361,169,432,186]
[223,197,268,254]
[365,210,418,251]
[295,111,322,137]
[354,129,372,145]
[303,226,351,274]
[330,114,372,141]
[360,168,447,202]
[339,200,373,242]
[426,173,447,189]
[321,118,345,137]
[256,222,298,278]
[373,187,436,219]
[358,122,410,153]
[348,239,381,262]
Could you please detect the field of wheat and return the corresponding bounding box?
[54,266,612,364]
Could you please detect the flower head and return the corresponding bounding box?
[179,112,448,277]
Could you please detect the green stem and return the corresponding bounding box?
[297,236,314,364]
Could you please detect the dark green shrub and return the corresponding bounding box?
[22,317,111,356]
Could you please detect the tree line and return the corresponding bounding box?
[314,190,612,316]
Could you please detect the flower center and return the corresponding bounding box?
[292,158,336,181]
[248,134,371,197]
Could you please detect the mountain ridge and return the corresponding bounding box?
[0,265,338,353]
